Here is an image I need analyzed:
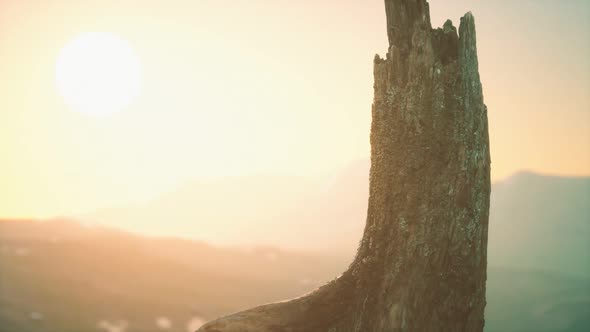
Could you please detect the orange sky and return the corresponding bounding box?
[1,0,589,219]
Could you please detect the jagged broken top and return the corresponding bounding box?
[384,0,476,48]
[380,0,480,94]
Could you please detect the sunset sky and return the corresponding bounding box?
[1,0,589,219]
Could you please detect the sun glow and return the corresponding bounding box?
[55,32,141,115]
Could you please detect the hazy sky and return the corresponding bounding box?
[1,0,589,218]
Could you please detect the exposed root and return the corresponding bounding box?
[197,273,355,332]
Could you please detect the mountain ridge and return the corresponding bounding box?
[76,168,589,272]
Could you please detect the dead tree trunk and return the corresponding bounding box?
[197,0,490,331]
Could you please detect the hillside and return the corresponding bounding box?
[0,219,347,332]
[1,218,589,331]
[486,267,590,332]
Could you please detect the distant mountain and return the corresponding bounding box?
[1,219,588,332]
[84,161,370,255]
[84,164,590,278]
[84,175,330,250]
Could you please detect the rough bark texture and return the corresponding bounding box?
[197,0,490,331]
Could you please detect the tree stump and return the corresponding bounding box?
[197,0,490,331]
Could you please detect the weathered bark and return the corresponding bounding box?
[197,0,490,331]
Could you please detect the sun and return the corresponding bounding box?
[56,32,141,116]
